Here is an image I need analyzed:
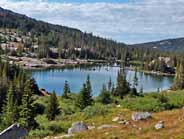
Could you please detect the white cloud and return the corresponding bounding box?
[0,0,184,43]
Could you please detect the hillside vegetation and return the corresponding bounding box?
[27,90,184,139]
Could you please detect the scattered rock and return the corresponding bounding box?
[104,132,109,135]
[118,120,129,125]
[97,125,117,130]
[132,112,152,121]
[59,134,74,139]
[44,134,74,139]
[88,126,95,130]
[116,105,121,108]
[155,121,164,130]
[68,121,88,134]
[112,117,120,122]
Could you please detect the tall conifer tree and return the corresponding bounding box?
[19,81,37,130]
[46,91,60,120]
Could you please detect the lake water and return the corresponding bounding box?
[30,66,174,96]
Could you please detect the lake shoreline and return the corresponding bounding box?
[125,67,175,77]
[7,55,175,77]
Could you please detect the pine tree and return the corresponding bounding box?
[2,83,19,127]
[86,75,92,95]
[139,86,144,96]
[98,84,111,104]
[130,69,138,96]
[108,77,112,91]
[133,69,138,88]
[173,59,184,90]
[19,81,37,130]
[46,91,60,120]
[62,80,70,98]
[76,83,93,110]
[115,70,130,98]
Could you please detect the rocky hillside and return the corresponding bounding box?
[130,38,184,53]
[43,108,184,139]
[0,7,126,59]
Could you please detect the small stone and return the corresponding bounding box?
[97,125,117,130]
[118,120,129,125]
[116,105,121,108]
[132,112,152,121]
[132,124,137,128]
[104,132,109,135]
[155,121,164,130]
[60,134,74,139]
[88,126,95,130]
[112,117,120,122]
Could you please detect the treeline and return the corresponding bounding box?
[0,59,40,130]
[0,7,177,63]
[0,7,127,60]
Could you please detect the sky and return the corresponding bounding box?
[0,0,184,44]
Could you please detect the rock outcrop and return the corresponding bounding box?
[68,121,88,134]
[0,124,27,139]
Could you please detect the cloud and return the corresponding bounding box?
[0,0,184,44]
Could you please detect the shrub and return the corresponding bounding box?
[83,103,110,118]
[29,129,52,138]
[121,96,165,112]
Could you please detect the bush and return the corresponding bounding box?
[121,96,165,112]
[83,103,110,118]
[33,103,45,115]
[29,129,52,138]
[47,122,68,134]
[120,91,184,112]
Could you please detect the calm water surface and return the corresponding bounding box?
[30,66,174,96]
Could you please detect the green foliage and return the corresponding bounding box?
[83,103,110,118]
[62,80,70,98]
[29,129,53,138]
[98,85,112,104]
[114,70,130,98]
[32,115,70,137]
[19,81,38,130]
[173,59,184,89]
[86,75,92,95]
[1,83,19,128]
[121,91,184,112]
[121,96,164,112]
[46,91,60,120]
[76,84,93,110]
[76,76,93,110]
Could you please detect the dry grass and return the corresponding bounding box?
[71,108,184,139]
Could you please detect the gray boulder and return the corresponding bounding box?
[0,124,28,139]
[155,121,164,130]
[68,121,88,134]
[132,112,152,121]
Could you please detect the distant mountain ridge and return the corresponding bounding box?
[0,6,127,59]
[0,6,183,55]
[130,38,184,53]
